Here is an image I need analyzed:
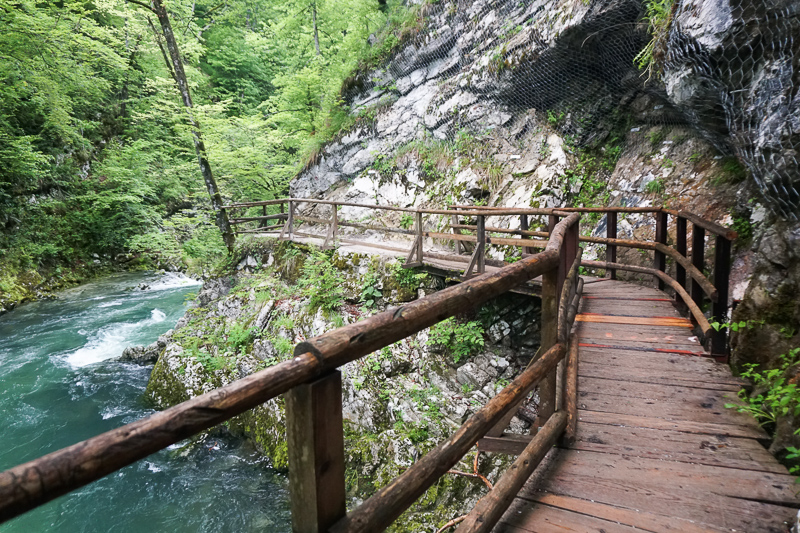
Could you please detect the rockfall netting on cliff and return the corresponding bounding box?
[331,0,799,218]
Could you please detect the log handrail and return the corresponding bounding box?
[230,198,734,352]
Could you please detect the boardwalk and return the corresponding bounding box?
[497,279,800,533]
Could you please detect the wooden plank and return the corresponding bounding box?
[519,493,729,533]
[579,346,736,375]
[497,499,641,533]
[579,361,743,391]
[537,449,800,505]
[520,451,796,532]
[478,433,534,455]
[577,409,767,439]
[572,420,787,473]
[578,392,764,430]
[576,322,702,345]
[576,314,693,327]
[580,300,682,317]
[578,376,741,403]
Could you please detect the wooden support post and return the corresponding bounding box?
[288,200,294,240]
[538,263,558,428]
[520,214,533,255]
[259,205,267,229]
[416,211,424,264]
[691,224,705,311]
[654,211,668,290]
[476,215,485,274]
[606,211,617,280]
[675,216,687,307]
[286,371,346,533]
[711,236,731,358]
[452,214,462,255]
[323,204,338,249]
[563,333,579,446]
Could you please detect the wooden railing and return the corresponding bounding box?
[0,199,735,532]
[227,199,735,356]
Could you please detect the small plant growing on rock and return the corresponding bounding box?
[298,251,345,312]
[399,213,415,230]
[427,318,485,364]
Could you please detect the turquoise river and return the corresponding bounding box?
[0,272,291,532]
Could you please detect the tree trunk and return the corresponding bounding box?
[150,0,236,253]
[312,2,321,56]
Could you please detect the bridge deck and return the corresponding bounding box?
[497,279,799,533]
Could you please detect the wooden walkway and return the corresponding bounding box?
[497,279,800,533]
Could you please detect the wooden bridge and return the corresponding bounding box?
[1,199,798,532]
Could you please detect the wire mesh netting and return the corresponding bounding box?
[338,0,799,219]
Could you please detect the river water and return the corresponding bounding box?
[0,272,290,532]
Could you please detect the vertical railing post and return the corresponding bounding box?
[476,215,485,274]
[288,200,294,240]
[654,211,668,290]
[520,214,532,255]
[259,204,267,229]
[286,371,347,533]
[323,203,338,250]
[416,210,424,264]
[451,213,462,255]
[691,224,705,310]
[538,215,563,429]
[606,211,617,280]
[711,236,731,359]
[675,216,687,306]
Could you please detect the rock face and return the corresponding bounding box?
[146,240,538,530]
[284,0,800,467]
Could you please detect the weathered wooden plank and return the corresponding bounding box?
[578,376,741,403]
[572,421,786,473]
[497,500,641,533]
[577,409,767,439]
[579,347,741,377]
[578,393,763,431]
[539,449,800,504]
[579,361,743,391]
[576,314,693,328]
[519,453,795,532]
[517,493,729,533]
[580,300,682,317]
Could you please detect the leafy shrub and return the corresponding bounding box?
[298,251,345,312]
[428,318,485,364]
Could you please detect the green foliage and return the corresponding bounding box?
[360,273,383,308]
[634,0,675,80]
[645,178,665,195]
[726,347,800,428]
[392,262,428,290]
[400,214,415,230]
[298,251,345,312]
[427,318,485,364]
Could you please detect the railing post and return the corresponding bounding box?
[675,216,687,306]
[606,211,617,280]
[538,261,558,429]
[286,371,347,533]
[452,213,462,254]
[711,236,731,359]
[288,200,295,240]
[654,211,668,290]
[259,204,267,229]
[323,203,338,249]
[476,215,485,274]
[691,224,705,311]
[520,214,532,255]
[416,210,424,264]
